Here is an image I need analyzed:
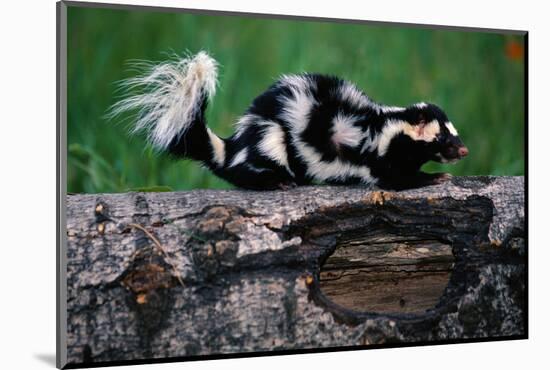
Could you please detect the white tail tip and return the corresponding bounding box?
[109,51,219,150]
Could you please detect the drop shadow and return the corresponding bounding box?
[34,353,56,367]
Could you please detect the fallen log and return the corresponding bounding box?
[63,176,525,367]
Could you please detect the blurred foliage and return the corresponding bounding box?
[67,6,525,194]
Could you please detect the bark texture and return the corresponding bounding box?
[65,176,525,366]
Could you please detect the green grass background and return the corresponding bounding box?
[67,6,525,194]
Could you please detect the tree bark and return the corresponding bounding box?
[65,176,525,366]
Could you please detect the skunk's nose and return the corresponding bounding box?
[458,146,469,158]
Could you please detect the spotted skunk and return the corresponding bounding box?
[110,51,468,191]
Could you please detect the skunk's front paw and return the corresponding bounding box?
[431,173,452,185]
[278,181,298,191]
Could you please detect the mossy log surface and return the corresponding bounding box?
[65,176,525,366]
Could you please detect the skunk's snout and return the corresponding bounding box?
[441,143,468,161]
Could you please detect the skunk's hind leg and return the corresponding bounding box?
[216,162,296,190]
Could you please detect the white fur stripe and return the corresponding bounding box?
[404,120,440,141]
[228,148,248,168]
[446,122,459,136]
[332,114,363,148]
[207,128,225,166]
[296,142,373,184]
[377,122,407,157]
[380,106,406,113]
[360,129,377,154]
[377,119,441,156]
[279,75,316,132]
[258,122,291,169]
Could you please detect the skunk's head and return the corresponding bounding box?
[379,103,468,167]
[409,103,468,163]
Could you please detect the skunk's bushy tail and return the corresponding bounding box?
[109,51,223,164]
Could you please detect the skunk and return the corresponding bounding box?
[110,51,468,191]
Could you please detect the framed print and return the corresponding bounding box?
[57,1,527,368]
